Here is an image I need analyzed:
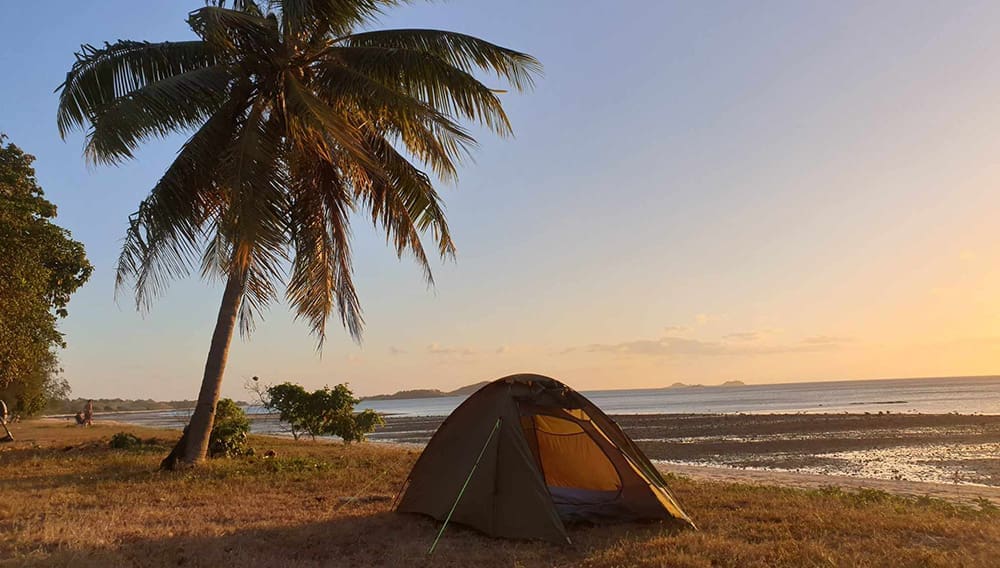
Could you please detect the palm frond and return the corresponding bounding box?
[352,129,455,284]
[215,101,290,336]
[312,61,477,180]
[324,45,515,135]
[84,65,234,165]
[57,40,218,139]
[116,91,251,310]
[283,72,391,179]
[278,0,398,39]
[187,6,278,57]
[338,29,542,91]
[286,147,363,343]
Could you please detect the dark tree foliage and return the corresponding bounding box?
[0,135,92,415]
[265,382,382,442]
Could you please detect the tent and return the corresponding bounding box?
[395,373,694,544]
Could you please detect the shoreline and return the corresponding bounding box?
[80,410,1000,490]
[372,412,1000,488]
[23,415,1000,508]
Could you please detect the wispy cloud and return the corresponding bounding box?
[565,332,853,358]
[575,336,729,357]
[496,345,510,354]
[388,346,407,355]
[723,328,781,342]
[694,313,718,325]
[801,335,854,345]
[427,342,475,356]
[724,331,763,342]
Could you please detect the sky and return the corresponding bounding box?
[1,1,999,400]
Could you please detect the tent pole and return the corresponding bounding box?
[427,417,502,556]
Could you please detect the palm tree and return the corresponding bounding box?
[57,0,540,468]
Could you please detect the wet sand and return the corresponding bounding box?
[371,413,1000,487]
[659,463,1000,507]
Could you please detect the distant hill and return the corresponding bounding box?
[363,381,489,401]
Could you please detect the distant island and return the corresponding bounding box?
[666,380,745,389]
[367,380,747,400]
[362,381,490,401]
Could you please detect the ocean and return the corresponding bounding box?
[88,375,1000,432]
[83,375,1000,487]
[356,375,1000,418]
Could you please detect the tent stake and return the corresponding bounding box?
[427,417,502,556]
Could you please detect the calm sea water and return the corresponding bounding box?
[86,376,998,487]
[355,375,1000,417]
[90,375,1000,431]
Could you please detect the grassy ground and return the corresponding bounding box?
[1,421,998,567]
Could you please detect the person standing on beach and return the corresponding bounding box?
[0,399,13,442]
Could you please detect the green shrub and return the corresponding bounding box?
[209,398,251,458]
[109,431,142,450]
[264,382,383,443]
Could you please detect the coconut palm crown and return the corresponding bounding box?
[57,0,540,466]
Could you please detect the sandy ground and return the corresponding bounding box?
[374,413,1000,487]
[657,462,1000,508]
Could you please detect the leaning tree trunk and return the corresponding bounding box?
[161,272,244,470]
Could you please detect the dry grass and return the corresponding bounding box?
[1,421,997,567]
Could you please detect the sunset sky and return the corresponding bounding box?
[2,1,999,399]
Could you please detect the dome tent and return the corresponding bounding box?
[395,374,694,544]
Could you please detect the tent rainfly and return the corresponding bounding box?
[395,374,695,544]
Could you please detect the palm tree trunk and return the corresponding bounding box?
[163,271,244,469]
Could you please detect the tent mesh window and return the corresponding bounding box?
[519,407,632,521]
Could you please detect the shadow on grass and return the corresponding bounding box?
[11,509,681,568]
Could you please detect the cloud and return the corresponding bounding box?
[427,342,475,356]
[388,346,407,355]
[573,336,728,357]
[801,335,854,345]
[724,329,781,342]
[566,333,853,358]
[663,325,690,335]
[723,331,763,342]
[694,313,717,325]
[496,345,510,354]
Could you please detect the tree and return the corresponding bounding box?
[57,0,539,467]
[0,136,92,416]
[264,381,382,442]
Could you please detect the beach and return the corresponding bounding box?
[51,410,1000,504]
[371,412,1000,489]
